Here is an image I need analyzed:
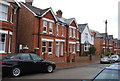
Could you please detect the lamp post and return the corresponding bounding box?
[104,20,108,55]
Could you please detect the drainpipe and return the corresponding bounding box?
[79,32,81,56]
[16,7,20,53]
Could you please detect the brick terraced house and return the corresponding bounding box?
[93,31,120,56]
[17,1,81,63]
[0,0,20,56]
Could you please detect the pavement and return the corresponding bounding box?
[56,55,100,69]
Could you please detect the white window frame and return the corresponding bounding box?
[49,22,53,34]
[42,41,47,55]
[43,20,47,33]
[73,29,76,38]
[62,25,64,37]
[56,23,59,36]
[84,44,89,51]
[69,28,72,37]
[69,44,73,53]
[60,42,64,56]
[77,43,80,51]
[48,41,53,55]
[10,9,13,23]
[0,33,6,53]
[8,35,12,53]
[0,3,8,21]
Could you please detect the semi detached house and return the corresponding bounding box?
[0,0,20,56]
[17,1,81,63]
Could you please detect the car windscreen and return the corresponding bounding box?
[93,69,120,80]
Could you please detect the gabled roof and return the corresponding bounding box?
[78,24,87,33]
[95,33,103,38]
[5,0,21,7]
[20,2,57,21]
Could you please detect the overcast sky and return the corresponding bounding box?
[18,0,119,38]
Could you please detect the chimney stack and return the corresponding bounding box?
[56,10,62,18]
[25,0,33,5]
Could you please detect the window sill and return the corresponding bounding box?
[49,32,53,34]
[48,52,52,55]
[0,19,8,22]
[0,51,6,54]
[43,31,47,34]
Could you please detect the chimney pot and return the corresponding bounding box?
[56,10,62,18]
[25,0,33,5]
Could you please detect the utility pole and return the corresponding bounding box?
[104,20,108,55]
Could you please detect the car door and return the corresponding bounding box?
[18,54,35,73]
[30,54,44,72]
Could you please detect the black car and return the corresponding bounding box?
[1,53,56,77]
[92,63,120,81]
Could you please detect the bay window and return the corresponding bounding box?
[0,3,8,21]
[49,22,53,34]
[42,41,46,54]
[48,42,52,54]
[69,28,72,37]
[43,20,47,33]
[0,33,6,53]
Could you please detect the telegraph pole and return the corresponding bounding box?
[104,20,108,55]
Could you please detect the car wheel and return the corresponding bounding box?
[46,65,53,73]
[11,67,21,77]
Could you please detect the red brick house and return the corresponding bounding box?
[0,0,20,56]
[56,10,81,62]
[93,31,120,56]
[17,2,81,63]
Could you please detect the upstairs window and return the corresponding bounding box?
[56,23,59,35]
[43,20,47,33]
[62,25,64,36]
[0,4,8,21]
[69,28,72,37]
[0,33,6,53]
[49,22,53,34]
[73,29,76,38]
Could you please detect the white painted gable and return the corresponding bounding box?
[81,25,94,45]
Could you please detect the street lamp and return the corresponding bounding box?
[104,20,108,55]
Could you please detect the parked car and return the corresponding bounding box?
[110,55,120,62]
[1,53,56,77]
[92,63,120,80]
[100,57,115,64]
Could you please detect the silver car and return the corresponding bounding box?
[100,57,115,64]
[92,63,120,80]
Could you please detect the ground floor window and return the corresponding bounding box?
[0,33,6,53]
[55,42,64,57]
[48,42,52,54]
[69,44,76,53]
[84,44,89,51]
[42,41,46,53]
[60,42,64,56]
[77,43,80,51]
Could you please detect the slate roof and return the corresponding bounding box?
[21,2,50,16]
[56,16,76,25]
[65,18,75,25]
[78,24,87,33]
[95,34,103,38]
